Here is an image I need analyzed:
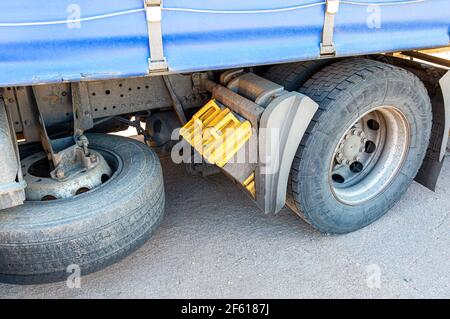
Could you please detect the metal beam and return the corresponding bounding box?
[401,51,450,68]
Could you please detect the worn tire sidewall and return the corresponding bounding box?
[0,133,164,280]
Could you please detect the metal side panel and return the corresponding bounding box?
[0,0,449,86]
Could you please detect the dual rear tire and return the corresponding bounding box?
[265,58,432,234]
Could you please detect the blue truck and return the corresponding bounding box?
[0,0,449,284]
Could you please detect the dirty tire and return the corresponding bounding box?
[0,134,165,284]
[263,59,336,91]
[290,58,432,234]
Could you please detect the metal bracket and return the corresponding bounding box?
[35,99,98,181]
[49,136,99,181]
[145,0,168,73]
[320,0,340,56]
[71,82,94,136]
[38,116,98,181]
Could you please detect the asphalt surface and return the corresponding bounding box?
[0,142,449,298]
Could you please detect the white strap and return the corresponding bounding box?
[145,0,168,72]
[320,0,340,56]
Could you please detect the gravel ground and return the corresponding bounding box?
[0,142,449,299]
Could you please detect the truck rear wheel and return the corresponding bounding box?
[0,133,165,284]
[290,59,432,234]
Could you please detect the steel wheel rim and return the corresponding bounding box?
[22,147,119,201]
[329,106,410,205]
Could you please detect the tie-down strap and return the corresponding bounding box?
[145,0,339,68]
[320,0,340,56]
[145,0,168,73]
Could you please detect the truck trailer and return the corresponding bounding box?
[0,0,449,284]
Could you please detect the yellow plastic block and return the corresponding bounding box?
[180,100,252,168]
[242,172,256,198]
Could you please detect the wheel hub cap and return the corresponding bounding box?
[336,128,367,165]
[329,106,410,205]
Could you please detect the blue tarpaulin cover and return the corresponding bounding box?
[0,0,449,86]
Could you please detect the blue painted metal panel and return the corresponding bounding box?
[0,0,449,86]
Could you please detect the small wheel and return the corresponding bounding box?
[0,133,165,284]
[290,59,432,234]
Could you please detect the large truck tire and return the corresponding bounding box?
[263,59,335,91]
[289,58,432,234]
[0,134,165,284]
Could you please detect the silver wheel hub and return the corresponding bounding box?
[335,128,367,165]
[329,106,410,205]
[23,150,112,201]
